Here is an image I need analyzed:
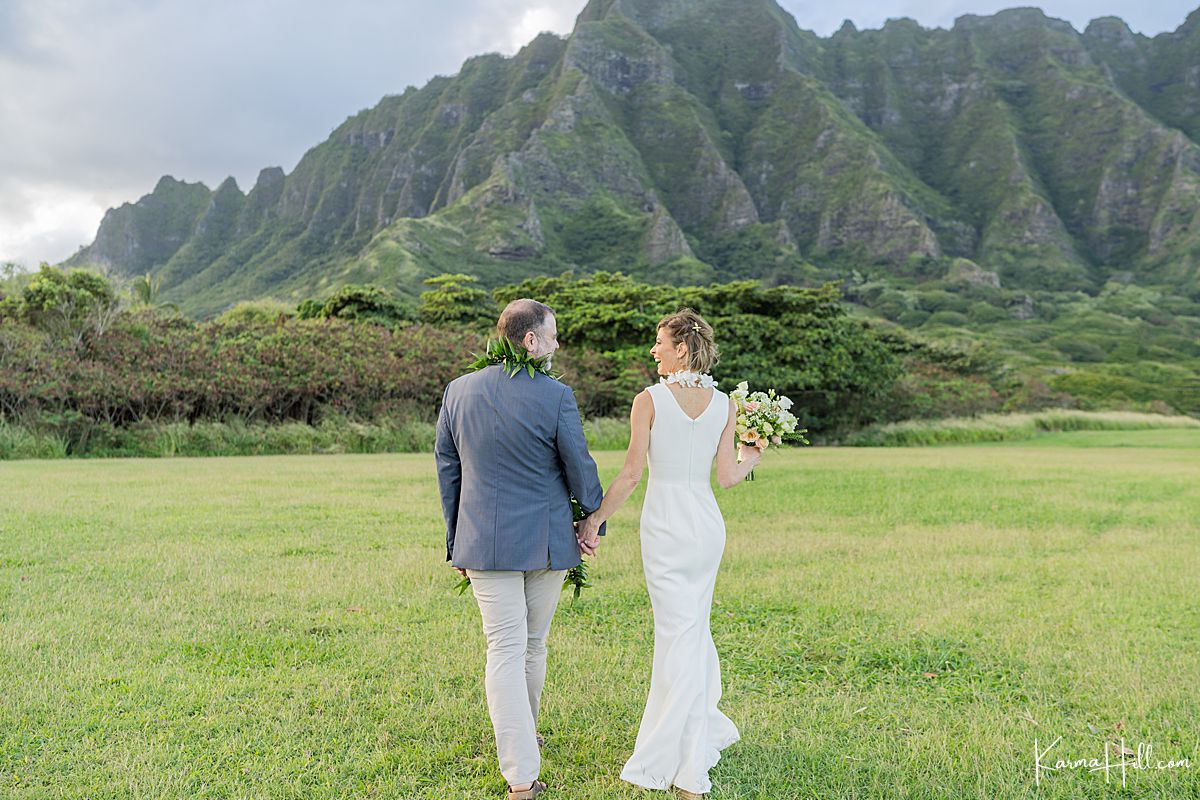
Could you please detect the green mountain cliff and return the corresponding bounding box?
[71,1,1200,317]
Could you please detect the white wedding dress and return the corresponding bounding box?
[620,382,740,794]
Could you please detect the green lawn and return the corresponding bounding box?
[2,435,1197,798]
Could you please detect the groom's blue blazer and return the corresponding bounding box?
[435,364,606,571]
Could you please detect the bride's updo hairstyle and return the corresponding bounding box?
[657,308,719,374]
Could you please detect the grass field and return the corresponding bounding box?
[1,433,1197,798]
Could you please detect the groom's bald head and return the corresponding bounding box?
[497,299,554,347]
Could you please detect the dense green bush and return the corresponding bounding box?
[967,301,1009,325]
[2,263,1191,459]
[917,291,971,314]
[873,289,911,321]
[845,410,1199,446]
[16,264,120,345]
[0,312,481,453]
[496,272,907,431]
[883,363,1002,420]
[897,309,931,327]
[215,300,295,326]
[925,310,970,327]
[1048,368,1191,411]
[417,273,496,328]
[1051,336,1109,363]
[296,283,414,326]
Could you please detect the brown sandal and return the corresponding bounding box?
[507,780,546,799]
[672,786,704,800]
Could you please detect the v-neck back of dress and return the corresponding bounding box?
[659,383,718,422]
[644,383,726,489]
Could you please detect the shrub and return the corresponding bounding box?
[1051,336,1109,363]
[497,273,907,432]
[1048,369,1185,411]
[0,311,483,453]
[215,300,295,326]
[924,310,970,327]
[967,301,1009,325]
[845,410,1199,446]
[301,284,414,326]
[418,273,496,328]
[897,309,931,327]
[883,363,1002,420]
[19,264,120,346]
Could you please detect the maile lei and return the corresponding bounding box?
[453,338,593,599]
[466,336,559,380]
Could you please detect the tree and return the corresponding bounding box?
[20,264,120,346]
[492,271,907,430]
[215,300,296,326]
[296,299,324,320]
[129,272,178,312]
[417,273,497,328]
[299,284,413,326]
[0,262,26,318]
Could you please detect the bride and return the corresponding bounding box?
[576,308,762,799]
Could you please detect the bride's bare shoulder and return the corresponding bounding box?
[632,388,655,425]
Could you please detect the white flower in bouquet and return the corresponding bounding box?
[729,381,809,480]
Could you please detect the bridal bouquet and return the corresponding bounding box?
[730,381,808,480]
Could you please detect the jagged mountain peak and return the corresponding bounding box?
[1084,16,1137,41]
[954,6,1078,34]
[214,176,242,195]
[577,0,779,30]
[1168,7,1200,37]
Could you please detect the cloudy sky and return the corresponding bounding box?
[1,0,1195,268]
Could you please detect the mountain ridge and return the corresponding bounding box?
[70,1,1200,316]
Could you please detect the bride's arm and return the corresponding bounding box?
[716,399,761,488]
[587,390,654,527]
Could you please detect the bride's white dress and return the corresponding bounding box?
[620,382,740,794]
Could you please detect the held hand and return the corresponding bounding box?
[576,514,602,556]
[452,566,467,577]
[738,443,763,470]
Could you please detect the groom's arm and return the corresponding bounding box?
[555,385,607,537]
[434,385,461,561]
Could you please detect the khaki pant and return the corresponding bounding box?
[466,564,567,786]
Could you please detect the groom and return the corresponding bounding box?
[435,298,605,799]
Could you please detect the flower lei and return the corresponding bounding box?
[661,369,717,389]
[467,337,559,379]
[455,337,591,598]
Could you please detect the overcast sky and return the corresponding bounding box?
[1,0,1195,269]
